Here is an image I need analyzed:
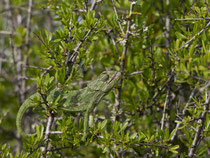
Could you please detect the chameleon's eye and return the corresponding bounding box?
[102,74,109,81]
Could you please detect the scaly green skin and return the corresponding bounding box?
[16,93,41,137]
[16,71,121,141]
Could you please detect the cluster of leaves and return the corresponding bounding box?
[0,0,209,157]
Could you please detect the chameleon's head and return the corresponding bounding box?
[87,71,121,93]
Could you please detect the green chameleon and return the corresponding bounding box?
[16,71,121,141]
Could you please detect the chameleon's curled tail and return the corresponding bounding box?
[16,92,40,137]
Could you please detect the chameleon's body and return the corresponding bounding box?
[16,71,121,141]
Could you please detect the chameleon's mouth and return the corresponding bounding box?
[107,72,121,85]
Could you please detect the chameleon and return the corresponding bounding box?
[16,71,121,141]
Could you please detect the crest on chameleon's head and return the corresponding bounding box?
[87,71,121,92]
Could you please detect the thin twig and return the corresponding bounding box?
[65,13,73,79]
[189,75,207,82]
[133,143,170,149]
[25,65,51,70]
[170,85,199,141]
[33,32,46,47]
[179,21,210,50]
[198,81,210,93]
[0,69,13,82]
[18,76,36,81]
[90,0,97,11]
[33,32,62,67]
[160,87,170,130]
[41,111,55,158]
[0,30,16,35]
[65,19,99,79]
[151,69,174,101]
[188,89,209,157]
[104,27,118,50]
[120,1,135,70]
[73,9,86,13]
[0,58,9,62]
[129,71,143,76]
[90,0,103,11]
[47,146,72,152]
[41,66,53,76]
[29,139,47,155]
[165,0,170,59]
[175,17,210,21]
[73,19,99,55]
[0,5,27,14]
[49,131,63,134]
[68,13,73,42]
[84,0,88,13]
[26,0,32,44]
[111,0,125,34]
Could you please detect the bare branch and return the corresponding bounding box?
[113,1,136,121]
[151,69,174,101]
[17,76,36,81]
[0,30,16,35]
[25,65,51,70]
[104,27,118,50]
[165,0,170,59]
[73,9,86,13]
[47,146,72,152]
[41,111,55,158]
[120,1,135,70]
[90,0,97,11]
[129,71,143,76]
[175,17,210,21]
[0,5,27,14]
[84,0,88,13]
[26,0,32,44]
[160,87,170,130]
[111,0,125,34]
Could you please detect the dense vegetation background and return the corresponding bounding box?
[0,0,209,157]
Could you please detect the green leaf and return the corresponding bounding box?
[164,128,169,139]
[56,68,66,84]
[102,146,108,153]
[202,40,207,53]
[120,122,128,132]
[48,32,52,41]
[175,39,180,50]
[130,132,137,139]
[9,153,14,158]
[169,145,179,154]
[169,129,176,140]
[101,120,108,130]
[175,32,187,39]
[189,43,195,56]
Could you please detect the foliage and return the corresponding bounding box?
[0,0,209,157]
